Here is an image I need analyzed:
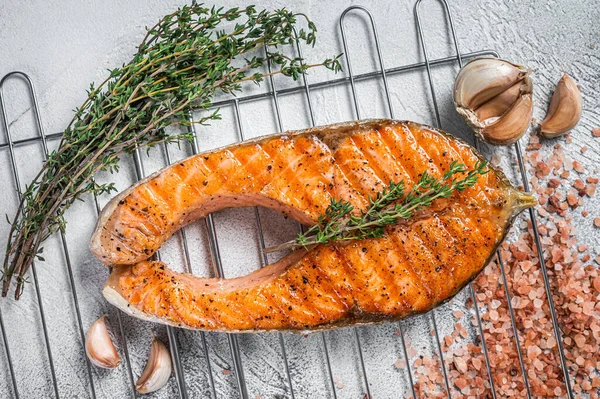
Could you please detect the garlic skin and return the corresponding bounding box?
[454,58,529,110]
[454,58,533,145]
[136,337,172,394]
[85,315,121,369]
[539,72,582,138]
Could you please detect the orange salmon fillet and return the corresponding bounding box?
[93,120,533,331]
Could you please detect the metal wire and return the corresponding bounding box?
[292,31,340,399]
[412,2,498,396]
[0,2,579,398]
[129,149,189,399]
[514,141,574,396]
[0,71,97,399]
[415,1,573,397]
[187,122,249,399]
[231,99,296,399]
[159,145,218,399]
[0,309,18,398]
[90,194,138,397]
[338,7,417,398]
[416,1,533,393]
[0,74,59,399]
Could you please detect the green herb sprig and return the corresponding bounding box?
[265,160,489,253]
[2,3,341,299]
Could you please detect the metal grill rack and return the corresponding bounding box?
[0,0,575,397]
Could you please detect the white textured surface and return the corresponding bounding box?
[0,1,598,398]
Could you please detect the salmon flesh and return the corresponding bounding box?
[91,119,534,332]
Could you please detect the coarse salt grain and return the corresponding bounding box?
[454,357,468,373]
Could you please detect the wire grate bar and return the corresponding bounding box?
[291,29,340,399]
[203,214,248,399]
[231,99,296,399]
[21,70,100,399]
[263,46,348,398]
[1,72,65,399]
[514,141,574,396]
[0,50,499,154]
[162,141,218,399]
[339,7,422,397]
[468,288,497,398]
[427,5,533,395]
[89,192,138,397]
[0,309,18,398]
[339,6,434,398]
[496,251,533,397]
[130,149,189,399]
[187,121,248,399]
[413,1,501,396]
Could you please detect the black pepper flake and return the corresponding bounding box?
[302,276,308,284]
[203,180,208,186]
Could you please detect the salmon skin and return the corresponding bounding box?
[92,119,534,332]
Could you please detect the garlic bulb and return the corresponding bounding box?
[539,72,582,138]
[136,337,172,394]
[85,315,121,369]
[454,58,533,145]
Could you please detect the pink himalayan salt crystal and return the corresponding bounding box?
[488,309,499,321]
[574,334,586,348]
[394,359,405,369]
[472,358,482,371]
[527,345,542,360]
[452,310,464,319]
[455,377,468,390]
[444,335,453,347]
[593,277,600,292]
[454,356,468,373]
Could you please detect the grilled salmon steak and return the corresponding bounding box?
[92,119,534,331]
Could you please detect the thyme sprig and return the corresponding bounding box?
[265,160,489,253]
[2,3,341,299]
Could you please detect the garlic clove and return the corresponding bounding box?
[539,72,582,138]
[454,58,529,110]
[477,92,533,145]
[475,76,532,123]
[136,337,172,394]
[86,315,121,369]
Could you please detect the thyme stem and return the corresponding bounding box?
[2,3,341,299]
[264,160,489,253]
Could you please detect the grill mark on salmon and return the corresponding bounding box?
[92,119,535,332]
